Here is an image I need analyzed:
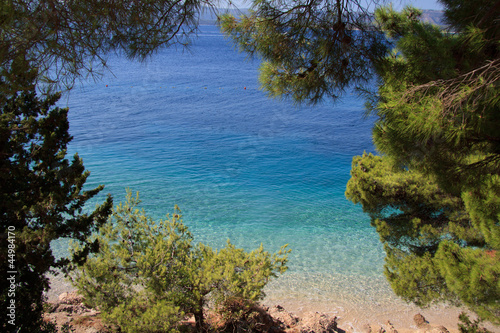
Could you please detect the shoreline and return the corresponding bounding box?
[46,273,499,333]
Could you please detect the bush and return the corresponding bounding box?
[458,313,492,333]
[71,190,290,332]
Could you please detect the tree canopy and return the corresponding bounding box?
[1,0,216,92]
[1,1,225,331]
[2,0,499,329]
[219,0,389,103]
[222,0,500,324]
[347,2,500,324]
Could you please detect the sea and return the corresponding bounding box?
[53,24,465,330]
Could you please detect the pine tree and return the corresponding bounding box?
[1,0,214,92]
[219,0,389,104]
[347,3,499,323]
[222,0,500,324]
[0,1,224,330]
[0,66,112,331]
[71,190,290,332]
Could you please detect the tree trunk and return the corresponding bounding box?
[193,298,205,332]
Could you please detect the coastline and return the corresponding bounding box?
[46,273,499,333]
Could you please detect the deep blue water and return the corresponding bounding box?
[60,25,395,310]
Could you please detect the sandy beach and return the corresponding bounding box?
[46,273,499,333]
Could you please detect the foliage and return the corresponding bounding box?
[220,0,500,325]
[219,0,389,104]
[347,2,499,324]
[71,190,290,333]
[458,312,492,333]
[0,0,220,92]
[0,69,112,332]
[369,4,500,191]
[207,297,275,332]
[0,1,227,331]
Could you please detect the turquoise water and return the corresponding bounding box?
[59,25,396,312]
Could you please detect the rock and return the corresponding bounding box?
[53,304,76,313]
[58,291,84,305]
[298,312,338,333]
[426,325,449,333]
[52,303,88,315]
[45,310,113,333]
[44,292,113,333]
[70,315,115,333]
[413,313,449,333]
[414,314,429,328]
[45,302,59,313]
[268,305,300,328]
[386,320,398,333]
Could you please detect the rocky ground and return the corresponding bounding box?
[44,292,114,333]
[44,291,456,333]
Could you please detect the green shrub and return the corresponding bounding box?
[71,190,290,332]
[458,313,492,333]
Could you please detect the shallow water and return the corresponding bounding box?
[50,24,475,331]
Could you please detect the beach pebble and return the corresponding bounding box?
[269,305,299,328]
[414,313,428,328]
[58,291,83,305]
[298,312,338,333]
